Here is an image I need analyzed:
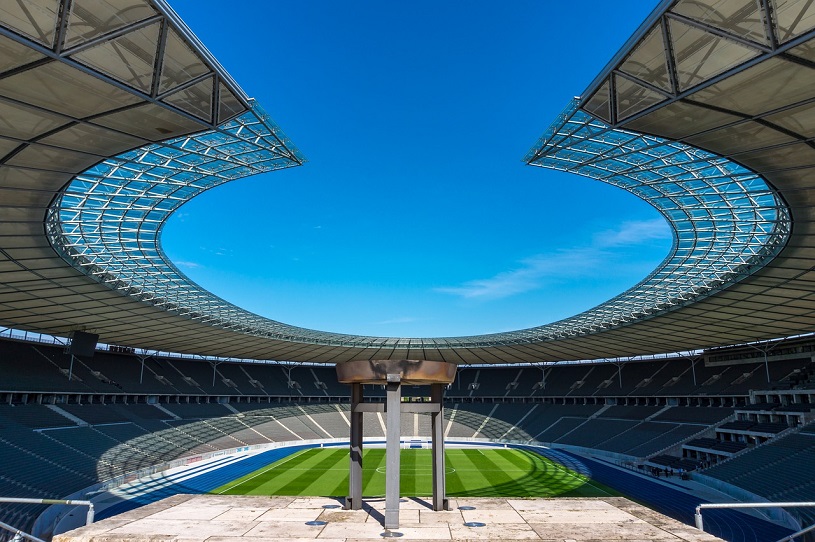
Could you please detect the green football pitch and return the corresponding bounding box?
[212,447,619,498]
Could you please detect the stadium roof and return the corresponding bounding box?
[0,0,814,364]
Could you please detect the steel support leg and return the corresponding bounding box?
[385,376,401,529]
[346,383,363,510]
[431,383,448,511]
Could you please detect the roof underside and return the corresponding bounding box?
[0,0,814,364]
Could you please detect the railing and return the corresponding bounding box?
[695,502,815,541]
[0,498,94,542]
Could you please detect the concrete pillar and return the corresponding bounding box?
[346,383,363,510]
[385,375,401,529]
[431,383,448,511]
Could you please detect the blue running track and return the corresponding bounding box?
[519,446,796,542]
[97,446,311,520]
[97,442,797,542]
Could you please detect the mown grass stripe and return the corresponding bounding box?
[243,449,329,494]
[361,448,386,497]
[210,447,621,499]
[287,448,348,496]
[445,450,465,495]
[401,448,418,495]
[326,452,351,497]
[451,449,504,497]
[272,448,347,495]
[497,449,562,496]
[495,449,547,495]
[215,448,311,494]
[298,447,349,497]
[465,448,537,497]
[227,449,318,494]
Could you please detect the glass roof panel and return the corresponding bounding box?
[784,38,815,63]
[70,20,160,93]
[0,61,142,117]
[0,165,71,190]
[521,99,788,342]
[162,76,213,122]
[65,0,156,49]
[0,98,70,139]
[688,57,815,115]
[159,27,210,94]
[736,140,815,169]
[764,100,815,137]
[620,24,672,91]
[0,0,59,47]
[684,120,796,154]
[614,73,668,121]
[39,122,146,155]
[672,0,768,45]
[21,0,800,351]
[0,137,21,161]
[772,0,815,43]
[669,17,761,91]
[91,102,207,141]
[0,35,46,74]
[46,106,309,343]
[624,100,741,139]
[217,82,246,123]
[582,81,610,123]
[6,143,100,172]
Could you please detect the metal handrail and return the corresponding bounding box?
[0,519,46,542]
[777,521,815,542]
[695,502,815,541]
[0,497,94,541]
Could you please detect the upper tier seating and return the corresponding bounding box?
[2,338,813,400]
[704,426,815,525]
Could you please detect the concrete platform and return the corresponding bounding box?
[54,494,725,542]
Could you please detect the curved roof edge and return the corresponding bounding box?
[2,0,813,364]
[46,98,790,350]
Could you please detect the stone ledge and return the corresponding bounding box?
[54,495,725,542]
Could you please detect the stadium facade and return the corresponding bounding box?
[0,1,814,365]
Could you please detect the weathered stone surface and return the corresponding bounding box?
[55,495,729,542]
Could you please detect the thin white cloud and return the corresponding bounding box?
[174,260,202,269]
[593,218,671,247]
[435,248,602,300]
[435,219,670,301]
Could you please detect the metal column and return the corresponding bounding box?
[384,374,401,529]
[346,383,363,510]
[430,383,448,511]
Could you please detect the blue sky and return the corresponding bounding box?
[162,1,671,338]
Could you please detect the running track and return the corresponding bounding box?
[96,443,797,542]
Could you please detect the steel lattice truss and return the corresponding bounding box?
[41,96,791,349]
[523,99,791,336]
[44,103,316,339]
[1,0,811,362]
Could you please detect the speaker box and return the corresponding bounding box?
[68,331,99,357]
